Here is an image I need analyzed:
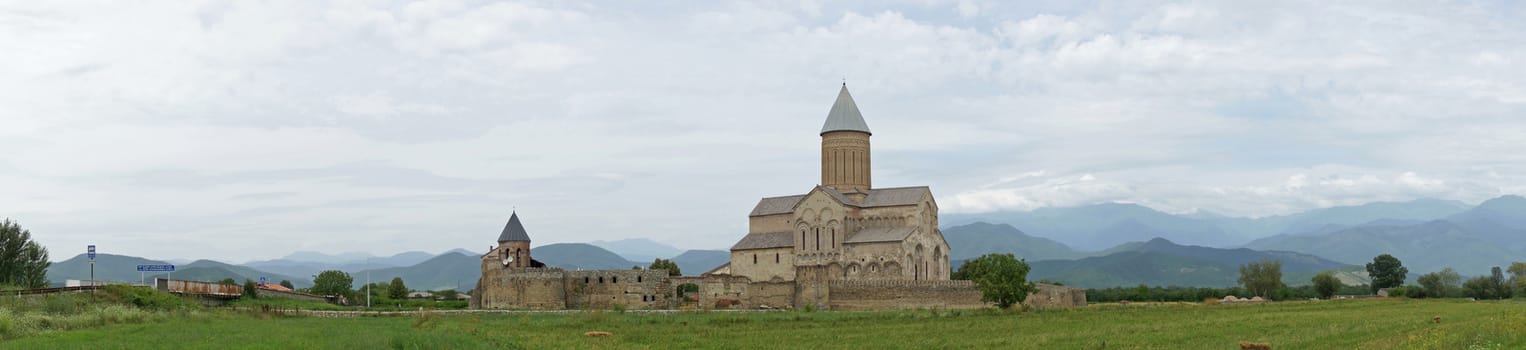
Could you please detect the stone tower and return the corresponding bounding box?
[820,84,872,200]
[496,211,532,268]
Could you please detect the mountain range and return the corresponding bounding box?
[41,195,1522,290]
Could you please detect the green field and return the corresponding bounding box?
[5,298,1524,349]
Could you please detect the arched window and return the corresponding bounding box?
[584,277,590,284]
[612,276,618,283]
[638,276,643,283]
[831,227,836,248]
[753,254,757,264]
[598,276,604,283]
[814,228,820,250]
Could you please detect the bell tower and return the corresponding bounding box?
[820,84,872,199]
[496,211,532,268]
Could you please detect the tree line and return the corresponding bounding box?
[1088,254,1525,302]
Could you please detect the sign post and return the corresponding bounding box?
[87,245,96,286]
[137,265,176,287]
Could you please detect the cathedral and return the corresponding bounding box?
[707,84,951,283]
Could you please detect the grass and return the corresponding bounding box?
[0,285,202,340]
[5,299,1524,349]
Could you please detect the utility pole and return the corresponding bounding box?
[366,258,371,308]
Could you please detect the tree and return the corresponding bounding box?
[387,277,408,299]
[1311,271,1342,299]
[1508,262,1526,296]
[219,278,238,285]
[311,270,354,298]
[1463,266,1514,300]
[1366,254,1408,293]
[242,279,259,299]
[953,253,1036,309]
[279,280,294,290]
[1416,268,1461,298]
[1237,259,1284,298]
[0,219,51,288]
[649,258,681,276]
[435,289,459,300]
[1491,266,1514,299]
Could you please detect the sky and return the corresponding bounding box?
[3,0,1525,262]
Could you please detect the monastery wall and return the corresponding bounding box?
[476,268,568,309]
[563,269,671,309]
[1022,283,1088,308]
[826,280,985,310]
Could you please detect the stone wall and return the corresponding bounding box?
[257,288,331,303]
[475,267,568,309]
[686,275,794,309]
[1021,283,1087,308]
[563,269,671,309]
[826,280,986,310]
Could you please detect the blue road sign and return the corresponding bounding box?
[87,245,96,260]
[136,264,175,272]
[260,276,266,283]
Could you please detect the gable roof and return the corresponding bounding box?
[861,186,930,207]
[730,231,795,251]
[747,186,931,217]
[844,227,918,244]
[749,195,806,216]
[497,212,531,242]
[820,84,871,135]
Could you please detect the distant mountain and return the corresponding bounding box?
[531,243,638,270]
[145,260,313,288]
[1245,220,1518,275]
[1020,238,1353,289]
[671,250,729,275]
[941,222,1081,261]
[350,253,480,291]
[47,253,171,286]
[279,251,375,265]
[944,198,1474,250]
[589,238,684,263]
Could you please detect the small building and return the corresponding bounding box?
[408,291,434,299]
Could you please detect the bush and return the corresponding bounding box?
[1405,286,1426,298]
[1387,286,1407,298]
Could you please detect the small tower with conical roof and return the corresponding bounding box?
[820,83,872,200]
[495,211,533,268]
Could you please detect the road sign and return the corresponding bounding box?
[260,276,266,283]
[87,245,96,260]
[136,264,175,272]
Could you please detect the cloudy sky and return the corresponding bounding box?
[3,1,1525,262]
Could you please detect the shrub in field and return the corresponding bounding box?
[1387,286,1407,298]
[1238,259,1284,298]
[1312,272,1342,299]
[955,253,1035,309]
[1366,254,1408,293]
[1418,268,1461,298]
[1404,286,1425,298]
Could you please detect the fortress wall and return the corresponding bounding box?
[475,268,568,309]
[563,269,671,310]
[1023,283,1088,308]
[692,275,796,309]
[826,280,985,310]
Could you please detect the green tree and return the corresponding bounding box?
[1237,259,1284,298]
[1491,266,1513,299]
[242,279,258,299]
[953,253,1036,309]
[435,289,459,300]
[311,270,354,298]
[219,278,237,285]
[1416,268,1461,298]
[279,280,294,290]
[1311,271,1342,299]
[1508,262,1526,297]
[387,277,408,299]
[0,219,51,288]
[1365,254,1408,293]
[649,258,681,276]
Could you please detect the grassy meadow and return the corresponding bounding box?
[4,298,1524,349]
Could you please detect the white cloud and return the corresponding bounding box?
[3,1,1526,261]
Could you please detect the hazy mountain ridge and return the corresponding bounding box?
[944,197,1474,250]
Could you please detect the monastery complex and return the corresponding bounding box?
[471,85,1085,310]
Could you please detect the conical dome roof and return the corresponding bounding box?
[820,84,872,135]
[497,212,530,242]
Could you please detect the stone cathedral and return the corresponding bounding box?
[709,84,951,283]
[471,85,1082,311]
